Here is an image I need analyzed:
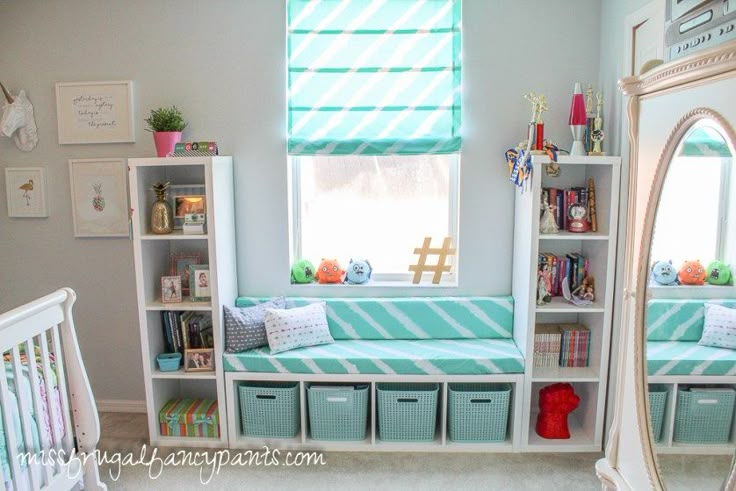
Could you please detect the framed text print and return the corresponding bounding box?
[5,167,48,217]
[69,158,129,237]
[56,81,134,144]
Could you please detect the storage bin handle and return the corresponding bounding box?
[470,398,492,404]
[696,399,718,405]
[256,394,277,400]
[397,397,418,403]
[327,396,348,403]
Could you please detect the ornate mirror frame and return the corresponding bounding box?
[596,41,736,491]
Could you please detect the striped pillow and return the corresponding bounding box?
[264,302,334,354]
[698,303,736,350]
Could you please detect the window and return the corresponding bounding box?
[291,154,458,279]
[651,122,734,268]
[287,0,462,282]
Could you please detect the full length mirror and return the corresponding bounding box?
[645,117,736,489]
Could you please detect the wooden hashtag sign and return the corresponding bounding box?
[409,237,456,284]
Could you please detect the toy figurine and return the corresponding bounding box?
[315,258,346,284]
[345,258,373,285]
[706,260,732,285]
[537,264,552,305]
[678,260,706,285]
[651,260,678,285]
[572,275,595,303]
[290,259,316,284]
[539,199,559,234]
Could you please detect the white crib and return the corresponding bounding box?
[0,288,105,491]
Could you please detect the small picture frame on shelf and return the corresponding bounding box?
[184,348,214,372]
[169,184,205,229]
[189,264,211,302]
[170,253,201,297]
[174,195,206,218]
[160,276,182,303]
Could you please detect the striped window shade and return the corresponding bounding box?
[287,0,462,156]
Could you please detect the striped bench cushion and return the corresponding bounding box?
[223,339,524,375]
[647,341,736,376]
[234,297,514,340]
[647,299,736,341]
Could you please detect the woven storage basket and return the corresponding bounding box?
[239,382,300,438]
[674,387,735,443]
[377,383,438,442]
[648,385,668,442]
[307,384,369,441]
[448,383,511,443]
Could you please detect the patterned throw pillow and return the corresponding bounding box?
[264,302,334,354]
[224,297,286,353]
[698,303,736,350]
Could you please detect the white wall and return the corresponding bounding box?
[0,0,601,402]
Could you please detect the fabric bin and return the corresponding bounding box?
[307,384,369,441]
[239,382,300,438]
[448,383,511,442]
[648,385,668,442]
[674,387,736,443]
[377,383,438,442]
[158,399,219,438]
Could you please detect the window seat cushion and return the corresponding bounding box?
[647,341,736,376]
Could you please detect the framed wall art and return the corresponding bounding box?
[68,158,129,237]
[56,81,134,144]
[5,167,48,217]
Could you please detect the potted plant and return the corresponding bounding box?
[145,105,188,157]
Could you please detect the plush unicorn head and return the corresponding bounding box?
[0,82,38,152]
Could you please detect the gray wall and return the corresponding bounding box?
[0,0,601,402]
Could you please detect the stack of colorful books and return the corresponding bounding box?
[538,252,590,297]
[541,186,590,231]
[533,324,562,368]
[559,324,591,367]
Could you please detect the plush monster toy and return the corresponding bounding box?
[706,260,732,285]
[678,260,707,285]
[651,260,678,286]
[290,259,316,284]
[345,259,373,285]
[315,258,345,284]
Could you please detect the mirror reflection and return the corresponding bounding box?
[646,120,736,489]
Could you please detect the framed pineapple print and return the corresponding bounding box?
[69,158,129,237]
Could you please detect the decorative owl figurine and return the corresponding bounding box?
[345,258,373,285]
[290,259,316,284]
[651,260,678,286]
[678,260,707,285]
[315,258,345,284]
[706,260,732,285]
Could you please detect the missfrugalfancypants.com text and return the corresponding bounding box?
[20,445,326,484]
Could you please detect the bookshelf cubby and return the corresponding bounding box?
[129,156,236,448]
[512,155,621,452]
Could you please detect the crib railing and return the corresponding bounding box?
[0,288,105,491]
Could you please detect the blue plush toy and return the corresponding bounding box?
[651,260,678,285]
[345,259,372,285]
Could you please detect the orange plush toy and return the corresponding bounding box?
[316,258,345,284]
[678,260,707,285]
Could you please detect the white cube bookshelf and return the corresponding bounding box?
[512,155,621,452]
[128,156,236,448]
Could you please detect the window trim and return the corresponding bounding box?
[289,155,460,283]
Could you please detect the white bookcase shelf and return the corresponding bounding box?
[512,155,621,452]
[129,156,237,448]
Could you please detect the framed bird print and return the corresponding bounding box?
[68,158,129,237]
[5,167,48,217]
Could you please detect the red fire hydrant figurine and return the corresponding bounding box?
[536,383,580,439]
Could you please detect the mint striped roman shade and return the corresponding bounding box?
[287,0,462,155]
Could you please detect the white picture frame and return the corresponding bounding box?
[5,167,48,217]
[69,158,129,237]
[56,81,135,144]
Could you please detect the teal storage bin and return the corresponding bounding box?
[448,383,511,443]
[239,382,300,438]
[377,383,438,442]
[648,385,668,442]
[307,384,369,441]
[674,386,735,443]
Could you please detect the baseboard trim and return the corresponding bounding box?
[96,399,147,414]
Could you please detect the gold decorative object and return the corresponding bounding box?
[150,181,173,234]
[589,92,606,155]
[588,177,598,232]
[409,237,456,284]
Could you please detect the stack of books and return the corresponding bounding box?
[541,186,590,231]
[538,252,590,297]
[559,324,591,367]
[161,311,214,361]
[533,324,562,368]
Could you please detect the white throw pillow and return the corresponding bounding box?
[698,303,736,350]
[264,302,334,354]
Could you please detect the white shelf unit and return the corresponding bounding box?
[225,372,524,452]
[129,156,237,448]
[512,155,621,452]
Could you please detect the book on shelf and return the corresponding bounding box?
[559,323,591,368]
[542,186,592,231]
[538,252,589,298]
[161,311,214,366]
[533,323,562,368]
